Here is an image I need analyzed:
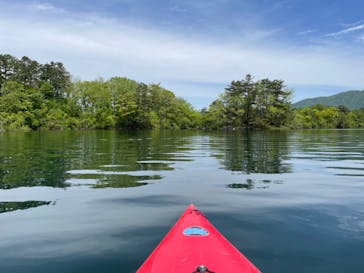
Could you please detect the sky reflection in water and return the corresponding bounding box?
[0,130,363,273]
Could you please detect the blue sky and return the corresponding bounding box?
[1,0,364,109]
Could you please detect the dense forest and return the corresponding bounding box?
[0,54,199,131]
[293,104,364,129]
[0,54,363,131]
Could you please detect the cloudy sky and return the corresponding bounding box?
[1,0,364,109]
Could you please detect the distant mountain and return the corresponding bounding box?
[293,90,364,110]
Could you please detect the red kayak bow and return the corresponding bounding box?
[136,204,261,273]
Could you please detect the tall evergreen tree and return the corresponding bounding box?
[40,61,71,99]
[0,54,18,89]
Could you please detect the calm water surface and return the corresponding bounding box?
[0,130,363,273]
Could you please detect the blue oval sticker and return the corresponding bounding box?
[183,227,209,236]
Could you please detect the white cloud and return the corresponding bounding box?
[169,4,189,13]
[30,2,65,13]
[297,29,317,35]
[341,19,364,28]
[0,3,364,106]
[326,23,364,37]
[240,28,283,41]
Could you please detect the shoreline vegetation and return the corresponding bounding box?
[1,54,363,132]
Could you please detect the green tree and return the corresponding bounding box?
[135,83,152,128]
[0,81,43,130]
[107,77,139,128]
[336,105,350,128]
[260,79,292,127]
[203,75,292,129]
[0,81,30,113]
[201,99,225,129]
[224,74,256,128]
[40,61,71,99]
[15,56,41,88]
[0,54,18,89]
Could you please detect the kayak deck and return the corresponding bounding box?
[136,204,261,273]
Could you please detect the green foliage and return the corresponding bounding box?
[40,61,71,98]
[0,112,28,130]
[0,54,18,89]
[1,53,363,131]
[292,104,364,129]
[0,54,203,131]
[202,75,293,129]
[0,54,71,97]
[201,99,225,129]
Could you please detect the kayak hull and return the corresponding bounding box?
[136,204,261,273]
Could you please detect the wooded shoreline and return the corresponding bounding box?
[1,54,363,132]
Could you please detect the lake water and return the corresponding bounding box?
[0,130,363,273]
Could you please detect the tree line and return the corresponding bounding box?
[293,104,364,129]
[0,54,199,131]
[0,54,363,131]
